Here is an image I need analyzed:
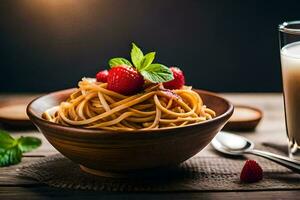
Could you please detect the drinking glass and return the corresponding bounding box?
[279,21,300,160]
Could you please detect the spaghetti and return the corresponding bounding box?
[42,78,216,130]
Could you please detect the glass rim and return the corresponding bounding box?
[279,21,300,35]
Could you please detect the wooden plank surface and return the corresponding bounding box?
[0,93,298,199]
[1,187,300,200]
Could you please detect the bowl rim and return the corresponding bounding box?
[27,88,234,136]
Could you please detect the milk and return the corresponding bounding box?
[281,41,300,158]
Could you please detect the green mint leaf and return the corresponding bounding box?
[0,130,16,150]
[140,52,156,70]
[109,57,132,68]
[0,130,42,167]
[0,147,22,167]
[131,43,144,69]
[17,136,42,153]
[140,64,174,83]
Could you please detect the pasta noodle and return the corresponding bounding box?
[42,78,216,130]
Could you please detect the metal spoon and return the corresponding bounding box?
[211,131,300,173]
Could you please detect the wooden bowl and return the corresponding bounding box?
[0,98,34,127]
[27,88,233,176]
[223,105,262,131]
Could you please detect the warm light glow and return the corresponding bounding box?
[24,0,83,9]
[20,0,104,38]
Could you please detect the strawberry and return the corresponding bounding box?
[107,65,144,95]
[163,67,185,90]
[96,70,109,83]
[240,160,263,183]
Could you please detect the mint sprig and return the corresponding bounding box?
[140,52,156,70]
[108,43,174,83]
[0,130,42,167]
[140,63,172,83]
[131,43,144,68]
[0,147,22,167]
[109,57,132,67]
[17,136,42,153]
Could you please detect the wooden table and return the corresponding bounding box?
[1,93,300,200]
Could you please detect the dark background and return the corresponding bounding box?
[0,0,299,93]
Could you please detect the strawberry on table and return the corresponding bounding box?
[163,67,185,90]
[240,159,263,183]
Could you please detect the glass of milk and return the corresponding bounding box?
[279,21,300,160]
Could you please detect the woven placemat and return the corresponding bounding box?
[18,153,300,191]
